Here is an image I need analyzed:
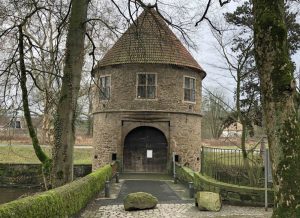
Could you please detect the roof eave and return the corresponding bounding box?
[94,62,206,79]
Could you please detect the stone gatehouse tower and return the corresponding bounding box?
[92,8,206,173]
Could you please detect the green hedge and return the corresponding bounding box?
[0,164,113,218]
[175,164,194,183]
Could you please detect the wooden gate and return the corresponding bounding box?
[123,126,168,173]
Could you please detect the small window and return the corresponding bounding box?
[15,121,21,129]
[184,76,196,102]
[136,73,157,99]
[99,75,111,100]
[10,120,21,129]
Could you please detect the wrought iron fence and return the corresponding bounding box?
[200,146,265,187]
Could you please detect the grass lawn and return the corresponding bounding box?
[0,145,92,164]
[202,147,263,167]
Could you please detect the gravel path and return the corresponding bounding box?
[80,203,272,218]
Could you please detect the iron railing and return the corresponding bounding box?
[200,146,265,187]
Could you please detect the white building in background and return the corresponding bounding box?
[221,122,243,138]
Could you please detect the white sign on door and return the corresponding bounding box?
[147,150,153,158]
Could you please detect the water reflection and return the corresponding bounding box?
[0,187,39,204]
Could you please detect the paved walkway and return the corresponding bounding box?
[78,173,272,218]
[108,180,185,204]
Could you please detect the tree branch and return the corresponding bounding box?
[84,18,121,37]
[195,0,229,34]
[85,32,97,75]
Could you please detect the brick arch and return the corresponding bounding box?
[122,122,170,146]
[123,126,168,172]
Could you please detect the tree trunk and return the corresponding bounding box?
[86,95,93,136]
[253,0,300,217]
[51,0,89,187]
[18,26,51,188]
[42,97,50,144]
[240,123,256,186]
[236,69,255,186]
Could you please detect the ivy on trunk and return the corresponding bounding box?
[51,0,89,187]
[253,0,300,217]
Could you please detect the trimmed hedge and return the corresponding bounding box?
[0,164,113,218]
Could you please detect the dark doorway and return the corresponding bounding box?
[123,126,168,173]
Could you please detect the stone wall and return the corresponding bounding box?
[0,164,92,187]
[170,113,201,171]
[93,63,202,113]
[93,111,202,172]
[93,113,120,169]
[93,63,203,172]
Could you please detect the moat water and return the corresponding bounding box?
[0,187,39,204]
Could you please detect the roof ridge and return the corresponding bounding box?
[95,8,206,78]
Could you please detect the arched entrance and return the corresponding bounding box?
[123,126,168,173]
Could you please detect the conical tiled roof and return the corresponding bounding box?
[95,8,206,78]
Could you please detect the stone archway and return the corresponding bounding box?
[123,126,168,173]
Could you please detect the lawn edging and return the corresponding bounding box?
[0,163,114,218]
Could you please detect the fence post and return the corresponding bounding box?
[105,180,110,198]
[264,146,268,211]
[172,152,176,183]
[115,172,119,183]
[260,137,266,156]
[189,182,194,198]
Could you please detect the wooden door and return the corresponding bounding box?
[123,126,168,173]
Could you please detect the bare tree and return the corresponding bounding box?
[202,88,230,139]
[0,0,123,190]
